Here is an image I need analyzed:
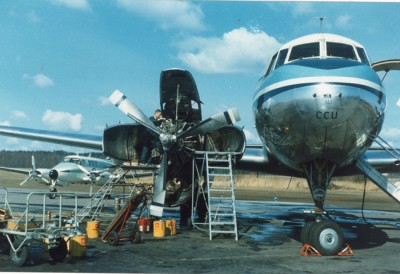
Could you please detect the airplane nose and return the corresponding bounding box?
[295,83,360,127]
[49,169,59,180]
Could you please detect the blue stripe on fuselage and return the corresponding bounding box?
[254,59,383,107]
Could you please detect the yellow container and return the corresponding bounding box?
[165,219,176,236]
[86,220,100,238]
[153,220,165,238]
[69,235,87,257]
[7,219,19,231]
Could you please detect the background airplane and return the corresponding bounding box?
[0,154,116,196]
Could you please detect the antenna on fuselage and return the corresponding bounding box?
[314,16,328,33]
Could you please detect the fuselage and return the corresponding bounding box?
[253,33,386,171]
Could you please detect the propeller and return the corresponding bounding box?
[20,155,48,186]
[77,164,98,197]
[109,90,161,135]
[109,89,241,217]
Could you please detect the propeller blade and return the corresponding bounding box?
[177,108,241,139]
[20,176,31,186]
[21,155,36,186]
[109,90,161,135]
[77,164,89,175]
[149,152,168,217]
[31,155,35,171]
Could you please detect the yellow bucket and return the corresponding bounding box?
[69,235,87,257]
[165,219,176,236]
[153,220,165,238]
[7,218,36,231]
[86,221,100,238]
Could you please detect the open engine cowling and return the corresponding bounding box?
[103,124,145,161]
[204,125,246,159]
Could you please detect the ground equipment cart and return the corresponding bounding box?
[0,188,82,266]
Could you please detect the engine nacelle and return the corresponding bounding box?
[204,125,246,159]
[103,124,145,161]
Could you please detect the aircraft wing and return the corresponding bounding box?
[371,59,400,72]
[0,166,29,175]
[237,145,400,176]
[0,125,103,150]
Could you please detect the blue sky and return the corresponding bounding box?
[1,0,400,152]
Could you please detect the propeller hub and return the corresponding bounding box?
[159,133,176,148]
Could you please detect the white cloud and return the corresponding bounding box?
[6,138,19,145]
[98,96,111,106]
[177,27,281,74]
[42,110,83,131]
[23,73,54,88]
[117,0,205,31]
[51,0,90,10]
[0,121,11,126]
[336,15,352,28]
[396,98,400,108]
[291,2,314,16]
[12,111,28,120]
[381,128,400,139]
[27,10,41,23]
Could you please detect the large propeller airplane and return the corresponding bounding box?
[0,154,117,196]
[1,33,400,255]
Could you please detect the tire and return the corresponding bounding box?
[132,231,141,244]
[9,241,29,267]
[309,220,344,256]
[49,238,67,262]
[0,234,11,255]
[300,221,315,245]
[108,231,119,246]
[49,188,57,199]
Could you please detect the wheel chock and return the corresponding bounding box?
[338,243,354,256]
[300,244,321,256]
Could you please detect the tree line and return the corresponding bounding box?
[0,150,105,168]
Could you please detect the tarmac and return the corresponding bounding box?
[0,187,400,273]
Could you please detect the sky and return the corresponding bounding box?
[1,0,400,152]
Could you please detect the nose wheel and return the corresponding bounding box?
[300,220,344,256]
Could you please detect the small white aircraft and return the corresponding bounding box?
[0,154,117,196]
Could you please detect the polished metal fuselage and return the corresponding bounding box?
[253,59,385,171]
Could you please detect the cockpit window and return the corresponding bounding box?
[289,42,320,61]
[264,52,277,77]
[326,42,356,60]
[275,49,288,69]
[356,47,370,65]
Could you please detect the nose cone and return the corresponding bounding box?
[295,83,360,128]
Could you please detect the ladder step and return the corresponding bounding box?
[210,230,236,234]
[209,188,232,192]
[209,173,230,177]
[210,213,234,217]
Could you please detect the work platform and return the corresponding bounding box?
[191,151,239,240]
[75,165,158,223]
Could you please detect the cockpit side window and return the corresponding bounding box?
[356,47,370,65]
[275,49,288,69]
[326,42,357,60]
[264,52,278,77]
[289,42,320,61]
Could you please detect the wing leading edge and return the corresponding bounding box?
[0,125,103,150]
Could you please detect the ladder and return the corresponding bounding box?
[192,151,238,241]
[356,158,400,202]
[76,172,124,223]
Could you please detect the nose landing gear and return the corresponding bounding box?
[301,219,344,256]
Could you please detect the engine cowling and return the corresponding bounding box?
[103,124,146,161]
